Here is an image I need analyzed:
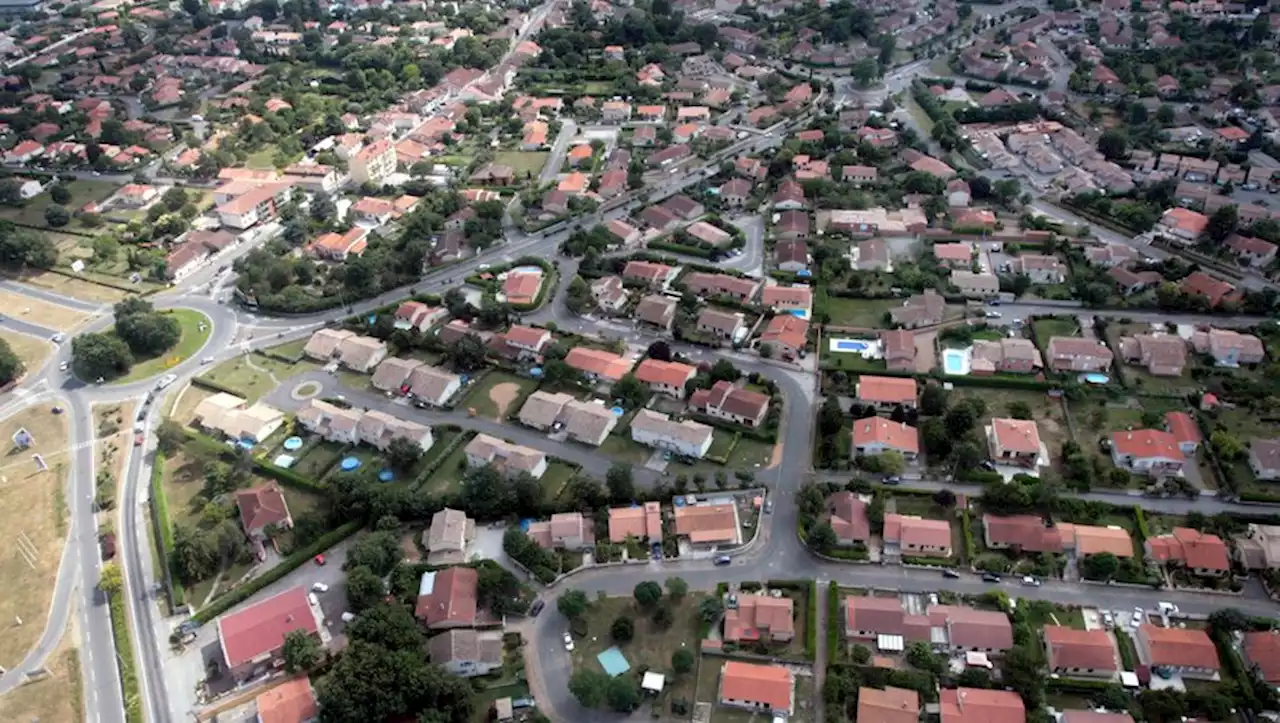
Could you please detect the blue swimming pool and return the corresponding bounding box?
[1081,373,1110,384]
[833,339,871,352]
[942,348,971,375]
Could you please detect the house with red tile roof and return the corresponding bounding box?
[986,418,1042,467]
[1163,411,1201,454]
[1110,429,1184,477]
[674,502,739,544]
[608,502,662,543]
[501,269,544,306]
[216,587,320,682]
[633,358,696,397]
[1144,528,1230,577]
[940,688,1025,723]
[854,375,918,410]
[622,260,677,289]
[1157,207,1209,244]
[825,491,871,546]
[393,301,447,332]
[255,676,319,723]
[689,381,770,428]
[236,482,293,541]
[851,417,919,459]
[723,594,794,643]
[884,514,952,557]
[1180,271,1238,308]
[1044,626,1119,678]
[414,567,479,628]
[1244,630,1280,684]
[718,661,793,715]
[757,314,808,360]
[1062,713,1133,723]
[564,347,634,382]
[1135,624,1220,678]
[760,285,812,317]
[930,605,1015,652]
[859,686,919,723]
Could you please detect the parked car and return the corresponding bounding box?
[314,554,326,566]
[530,600,545,617]
[942,569,961,579]
[714,555,731,566]
[1021,576,1041,587]
[312,582,329,593]
[982,572,1002,583]
[563,633,574,651]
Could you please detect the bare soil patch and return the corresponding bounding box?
[488,382,520,420]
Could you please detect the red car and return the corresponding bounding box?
[314,554,326,566]
[133,433,144,447]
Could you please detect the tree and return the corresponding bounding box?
[921,384,949,416]
[611,614,635,642]
[50,185,71,205]
[1097,130,1128,160]
[698,597,724,623]
[933,489,956,508]
[1207,607,1250,633]
[445,333,488,372]
[345,565,384,613]
[877,450,906,475]
[1008,401,1033,420]
[606,463,634,502]
[611,374,648,409]
[672,648,694,674]
[317,641,473,723]
[807,521,838,552]
[282,629,321,673]
[1094,685,1131,712]
[99,561,123,595]
[665,576,688,602]
[653,603,674,628]
[44,204,70,228]
[957,668,992,688]
[606,677,641,712]
[906,641,944,674]
[385,437,423,472]
[634,581,662,608]
[558,589,588,620]
[851,644,872,664]
[1206,204,1239,244]
[0,336,22,386]
[72,332,134,380]
[344,530,401,576]
[162,186,188,211]
[568,669,610,708]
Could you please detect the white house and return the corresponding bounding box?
[630,409,714,459]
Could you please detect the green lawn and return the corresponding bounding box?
[540,461,577,501]
[707,429,735,459]
[246,149,278,170]
[493,151,550,177]
[569,595,708,716]
[1031,316,1081,345]
[418,440,472,496]
[265,338,308,360]
[599,432,654,466]
[198,353,320,401]
[291,441,345,481]
[110,309,212,384]
[818,295,898,328]
[0,179,118,232]
[460,371,540,421]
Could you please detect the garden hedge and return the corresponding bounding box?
[189,375,248,397]
[108,592,143,723]
[193,520,362,623]
[902,556,957,568]
[807,580,817,660]
[648,240,714,259]
[827,583,841,663]
[148,450,184,610]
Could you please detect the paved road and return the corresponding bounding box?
[539,120,578,184]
